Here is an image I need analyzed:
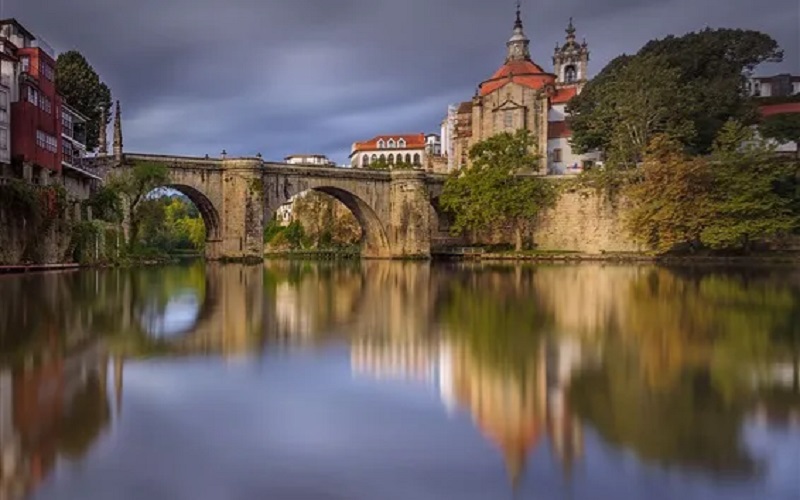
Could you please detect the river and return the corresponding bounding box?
[0,261,798,499]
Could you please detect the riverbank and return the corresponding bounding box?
[0,263,82,275]
[442,251,800,265]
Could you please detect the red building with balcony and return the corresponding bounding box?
[1,19,62,176]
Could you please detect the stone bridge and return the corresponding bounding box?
[117,154,455,260]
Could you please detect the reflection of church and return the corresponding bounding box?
[443,4,599,174]
[351,336,586,486]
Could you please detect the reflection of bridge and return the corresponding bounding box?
[93,153,457,260]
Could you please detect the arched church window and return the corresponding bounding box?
[380,154,386,162]
[504,110,513,129]
[362,155,370,167]
[398,139,406,148]
[413,153,421,165]
[388,139,396,148]
[388,154,395,164]
[564,65,577,83]
[405,153,411,163]
[371,154,377,162]
[378,140,385,149]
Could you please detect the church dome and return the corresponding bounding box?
[477,4,556,96]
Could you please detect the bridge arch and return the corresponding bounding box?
[309,186,391,258]
[164,184,222,243]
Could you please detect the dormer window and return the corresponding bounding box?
[378,139,385,149]
[398,139,406,148]
[388,139,396,148]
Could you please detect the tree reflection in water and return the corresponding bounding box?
[0,261,798,498]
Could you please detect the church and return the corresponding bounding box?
[441,6,600,175]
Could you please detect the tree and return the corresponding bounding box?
[440,130,557,251]
[568,28,783,162]
[626,135,713,253]
[56,51,112,152]
[760,113,800,158]
[700,120,797,250]
[107,162,170,249]
[84,186,123,223]
[570,55,694,166]
[625,122,798,253]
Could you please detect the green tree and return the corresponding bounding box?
[84,186,123,223]
[625,122,798,253]
[284,221,307,249]
[626,135,713,253]
[570,55,694,167]
[56,51,112,152]
[440,130,556,251]
[759,113,800,158]
[568,28,783,162]
[107,162,170,249]
[700,120,797,250]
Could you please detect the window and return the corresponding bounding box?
[398,139,406,148]
[388,139,396,148]
[62,141,73,164]
[564,65,577,83]
[504,110,513,129]
[20,56,30,73]
[40,61,54,81]
[371,154,377,162]
[377,140,385,149]
[405,153,411,163]
[62,111,74,136]
[0,92,6,111]
[36,130,57,153]
[362,155,369,167]
[39,95,52,114]
[753,82,761,97]
[553,148,563,163]
[26,86,38,106]
[413,153,421,165]
[388,154,394,164]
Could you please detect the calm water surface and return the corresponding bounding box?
[0,261,798,500]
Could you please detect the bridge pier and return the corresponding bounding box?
[216,158,264,262]
[388,170,432,259]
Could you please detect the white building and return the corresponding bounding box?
[546,95,601,175]
[425,134,442,156]
[0,38,17,174]
[350,133,428,168]
[284,154,335,167]
[747,74,800,98]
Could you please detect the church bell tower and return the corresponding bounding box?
[553,18,589,88]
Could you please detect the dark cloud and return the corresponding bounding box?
[8,0,799,163]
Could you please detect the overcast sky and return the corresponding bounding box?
[7,0,799,164]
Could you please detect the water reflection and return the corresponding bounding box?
[0,262,797,499]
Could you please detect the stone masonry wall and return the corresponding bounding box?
[533,188,641,254]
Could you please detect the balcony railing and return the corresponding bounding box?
[32,39,55,59]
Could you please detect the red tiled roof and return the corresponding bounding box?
[551,86,578,105]
[353,133,426,153]
[548,121,572,139]
[759,103,800,117]
[479,60,556,97]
